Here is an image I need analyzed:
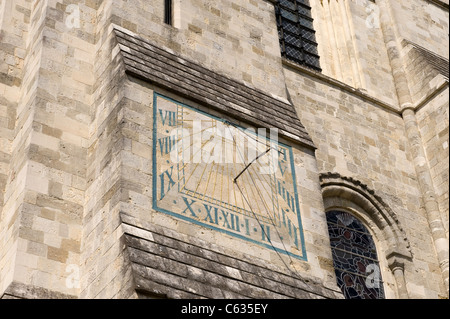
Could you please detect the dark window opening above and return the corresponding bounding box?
[164,0,173,25]
[275,0,321,72]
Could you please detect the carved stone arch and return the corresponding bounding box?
[320,172,413,299]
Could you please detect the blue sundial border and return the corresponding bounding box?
[152,92,307,261]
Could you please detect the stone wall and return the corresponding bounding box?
[0,0,448,299]
[311,0,399,107]
[416,87,450,239]
[391,0,449,59]
[77,52,340,297]
[1,0,97,297]
[283,64,446,298]
[0,0,35,296]
[109,0,288,99]
[112,78,341,299]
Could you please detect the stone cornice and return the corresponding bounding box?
[283,59,402,116]
[283,58,449,116]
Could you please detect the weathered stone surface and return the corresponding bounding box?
[1,281,76,299]
[121,213,341,299]
[113,27,315,149]
[0,0,447,300]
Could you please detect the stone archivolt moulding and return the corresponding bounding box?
[320,172,413,298]
[319,172,413,270]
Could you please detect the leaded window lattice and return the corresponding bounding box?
[275,0,321,71]
[326,211,386,299]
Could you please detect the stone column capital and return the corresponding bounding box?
[387,251,410,272]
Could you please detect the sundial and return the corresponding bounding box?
[152,93,307,260]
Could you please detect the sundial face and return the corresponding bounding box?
[152,93,307,260]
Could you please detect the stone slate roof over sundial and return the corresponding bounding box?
[113,26,316,150]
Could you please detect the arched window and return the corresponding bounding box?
[326,211,385,299]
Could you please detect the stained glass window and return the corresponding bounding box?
[275,0,321,71]
[326,211,385,299]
